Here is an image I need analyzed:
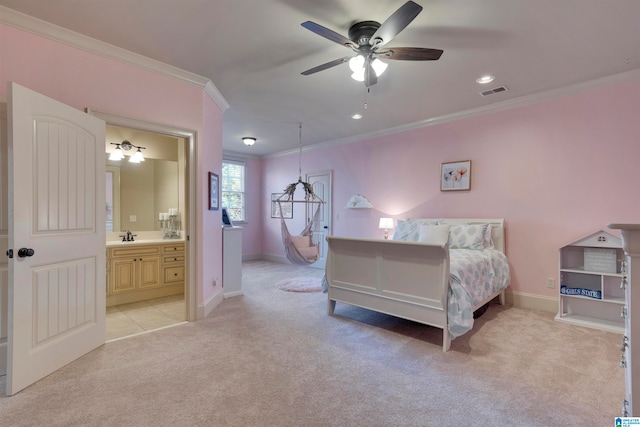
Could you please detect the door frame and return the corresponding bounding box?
[306,170,332,269]
[88,110,197,322]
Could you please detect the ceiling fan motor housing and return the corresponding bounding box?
[348,21,381,47]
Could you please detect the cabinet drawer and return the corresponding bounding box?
[162,244,184,253]
[111,245,161,257]
[164,266,185,284]
[163,255,185,264]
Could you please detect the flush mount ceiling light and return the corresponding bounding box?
[109,140,145,163]
[242,137,256,146]
[476,74,495,84]
[351,113,363,120]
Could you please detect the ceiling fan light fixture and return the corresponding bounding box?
[349,56,387,82]
[371,58,387,76]
[351,69,365,82]
[348,55,365,72]
[242,137,256,146]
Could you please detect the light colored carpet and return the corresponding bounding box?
[0,260,625,426]
[277,276,323,292]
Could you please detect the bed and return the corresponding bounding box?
[324,218,510,351]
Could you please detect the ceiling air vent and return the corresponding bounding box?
[480,86,508,96]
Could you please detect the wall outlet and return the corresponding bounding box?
[547,278,556,289]
[212,277,218,287]
[129,215,137,222]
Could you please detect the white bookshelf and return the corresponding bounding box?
[555,230,625,333]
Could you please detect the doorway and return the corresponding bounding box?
[91,111,198,338]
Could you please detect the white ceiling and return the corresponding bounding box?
[2,0,640,157]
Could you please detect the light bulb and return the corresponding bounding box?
[109,146,124,161]
[129,148,144,163]
[371,59,387,76]
[348,55,365,72]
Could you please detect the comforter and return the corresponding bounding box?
[448,249,511,338]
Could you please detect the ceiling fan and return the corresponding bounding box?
[300,1,443,87]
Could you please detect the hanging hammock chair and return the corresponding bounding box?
[277,177,324,266]
[274,123,324,266]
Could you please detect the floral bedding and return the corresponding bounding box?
[447,249,511,338]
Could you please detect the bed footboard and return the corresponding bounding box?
[325,236,451,351]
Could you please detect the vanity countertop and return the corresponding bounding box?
[106,238,185,247]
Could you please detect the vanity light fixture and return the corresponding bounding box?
[109,141,145,162]
[242,137,256,146]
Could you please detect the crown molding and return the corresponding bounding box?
[0,5,229,112]
[266,67,640,159]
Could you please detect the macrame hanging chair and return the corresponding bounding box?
[275,124,324,266]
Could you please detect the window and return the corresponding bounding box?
[221,159,246,222]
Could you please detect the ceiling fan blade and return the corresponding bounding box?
[301,56,352,76]
[370,1,423,48]
[301,21,357,48]
[364,58,377,87]
[378,47,443,61]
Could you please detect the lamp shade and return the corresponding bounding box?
[379,218,394,229]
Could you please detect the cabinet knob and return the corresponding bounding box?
[174,257,177,261]
[620,354,627,368]
[621,306,627,318]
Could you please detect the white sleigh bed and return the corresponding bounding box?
[324,218,510,351]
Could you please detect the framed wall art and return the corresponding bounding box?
[441,160,471,191]
[209,172,219,210]
[271,193,293,219]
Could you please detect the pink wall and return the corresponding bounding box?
[0,24,225,308]
[261,77,640,298]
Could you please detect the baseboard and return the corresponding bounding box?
[224,290,243,298]
[258,253,289,264]
[242,254,263,262]
[197,291,224,320]
[505,291,557,313]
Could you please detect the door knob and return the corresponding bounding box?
[18,248,35,258]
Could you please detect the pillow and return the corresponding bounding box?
[392,219,438,241]
[448,224,488,250]
[418,224,451,245]
[290,235,311,249]
[483,224,494,249]
[392,220,420,241]
[297,246,318,260]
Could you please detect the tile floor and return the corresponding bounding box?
[106,294,186,341]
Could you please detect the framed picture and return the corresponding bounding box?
[271,193,293,219]
[441,160,471,191]
[209,172,219,210]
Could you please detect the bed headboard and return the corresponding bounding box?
[408,218,506,254]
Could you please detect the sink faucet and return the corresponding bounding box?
[119,230,137,242]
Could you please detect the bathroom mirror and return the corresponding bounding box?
[106,157,179,232]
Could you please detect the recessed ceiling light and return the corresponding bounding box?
[351,114,363,120]
[476,74,495,84]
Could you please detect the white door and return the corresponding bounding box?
[306,171,331,269]
[6,82,106,395]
